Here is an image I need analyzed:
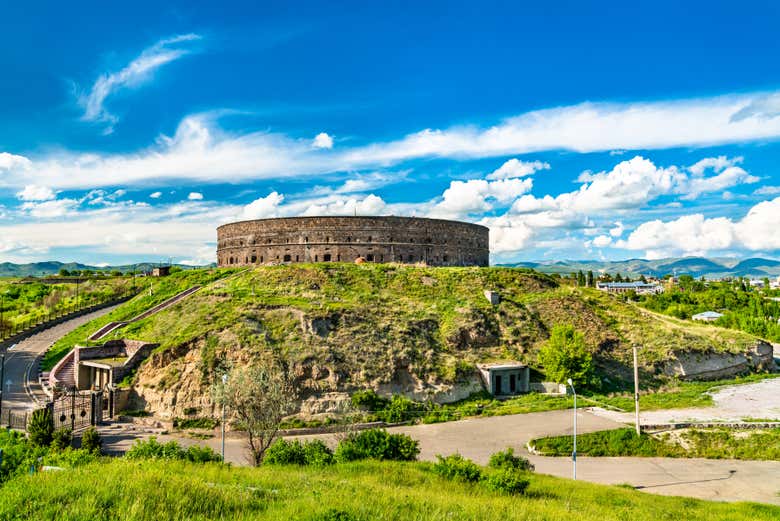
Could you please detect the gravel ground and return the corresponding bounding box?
[590,375,780,424]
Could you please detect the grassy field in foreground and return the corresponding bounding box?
[0,459,777,521]
[531,427,780,460]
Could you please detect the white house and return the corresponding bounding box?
[596,281,664,295]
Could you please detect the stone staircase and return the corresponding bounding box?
[49,350,76,390]
[89,285,201,341]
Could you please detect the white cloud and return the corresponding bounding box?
[486,159,549,180]
[20,199,79,218]
[431,177,533,219]
[688,155,742,176]
[609,221,624,237]
[3,89,780,190]
[619,196,780,257]
[150,191,162,199]
[78,33,201,133]
[0,152,31,171]
[302,194,387,216]
[592,235,612,248]
[241,192,284,220]
[753,185,780,196]
[187,192,204,200]
[312,132,334,149]
[16,185,55,201]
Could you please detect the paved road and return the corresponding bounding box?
[1,305,120,411]
[101,408,780,505]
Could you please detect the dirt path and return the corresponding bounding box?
[590,376,780,423]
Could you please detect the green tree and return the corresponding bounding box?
[587,271,594,288]
[28,408,54,447]
[538,324,595,387]
[58,268,70,277]
[577,271,586,287]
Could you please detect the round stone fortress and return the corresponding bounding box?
[217,216,489,267]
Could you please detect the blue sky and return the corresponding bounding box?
[2,1,780,265]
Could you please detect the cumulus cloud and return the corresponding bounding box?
[302,194,387,216]
[0,152,31,171]
[432,177,533,218]
[619,196,780,257]
[312,132,334,149]
[592,235,612,247]
[486,158,549,180]
[753,185,780,196]
[187,192,204,200]
[17,185,55,201]
[78,33,201,133]
[20,199,79,218]
[150,191,162,199]
[609,221,624,237]
[241,192,285,220]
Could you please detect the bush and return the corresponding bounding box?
[481,469,530,495]
[488,448,534,472]
[81,427,102,454]
[173,417,219,429]
[309,510,360,521]
[432,454,482,483]
[335,429,419,462]
[50,428,73,451]
[538,324,595,388]
[125,437,221,462]
[350,390,388,412]
[28,408,54,447]
[264,439,334,466]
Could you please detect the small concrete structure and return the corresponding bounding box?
[692,311,724,322]
[478,362,530,396]
[151,266,171,277]
[50,339,157,391]
[483,290,500,305]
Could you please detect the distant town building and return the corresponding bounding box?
[749,279,767,289]
[692,311,724,322]
[151,266,171,277]
[596,281,664,295]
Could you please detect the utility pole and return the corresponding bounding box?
[567,378,577,480]
[0,354,5,413]
[221,373,228,462]
[633,344,641,436]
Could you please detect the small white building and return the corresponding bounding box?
[477,362,530,396]
[692,311,724,322]
[596,281,664,295]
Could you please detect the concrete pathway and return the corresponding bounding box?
[1,305,120,411]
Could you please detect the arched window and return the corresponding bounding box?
[367,236,372,242]
[260,256,263,263]
[347,237,351,242]
[366,254,374,262]
[304,236,308,243]
[315,254,318,261]
[283,254,291,262]
[323,254,332,262]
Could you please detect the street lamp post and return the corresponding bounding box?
[221,373,228,462]
[567,378,577,480]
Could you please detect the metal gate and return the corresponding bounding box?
[51,390,102,432]
[0,408,30,430]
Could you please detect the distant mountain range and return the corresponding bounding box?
[2,256,780,280]
[503,257,780,279]
[0,261,212,278]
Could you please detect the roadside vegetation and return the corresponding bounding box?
[531,427,780,460]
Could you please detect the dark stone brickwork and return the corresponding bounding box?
[217,216,489,267]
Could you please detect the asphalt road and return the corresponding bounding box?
[0,305,120,411]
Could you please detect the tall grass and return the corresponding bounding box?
[0,459,777,520]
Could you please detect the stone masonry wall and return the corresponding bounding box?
[217,216,490,267]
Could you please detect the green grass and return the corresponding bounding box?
[0,459,777,520]
[531,427,780,460]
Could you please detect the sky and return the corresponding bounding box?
[3,1,780,266]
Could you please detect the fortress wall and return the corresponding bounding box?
[216,216,489,267]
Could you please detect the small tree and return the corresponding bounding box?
[538,324,595,387]
[81,426,102,454]
[586,271,594,288]
[28,408,54,447]
[213,361,295,466]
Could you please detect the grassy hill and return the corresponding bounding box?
[0,458,776,521]
[45,264,765,419]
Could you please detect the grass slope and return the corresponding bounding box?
[531,427,780,460]
[43,264,764,414]
[0,459,777,521]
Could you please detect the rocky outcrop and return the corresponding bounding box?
[662,341,776,380]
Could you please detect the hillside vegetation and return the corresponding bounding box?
[0,458,777,521]
[45,264,766,418]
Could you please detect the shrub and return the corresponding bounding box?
[335,429,419,462]
[264,439,306,465]
[173,417,219,429]
[379,395,417,423]
[350,390,388,412]
[432,454,482,483]
[27,408,54,447]
[481,469,530,495]
[309,509,360,521]
[125,437,221,462]
[81,427,102,454]
[488,448,534,472]
[50,428,73,451]
[303,439,335,466]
